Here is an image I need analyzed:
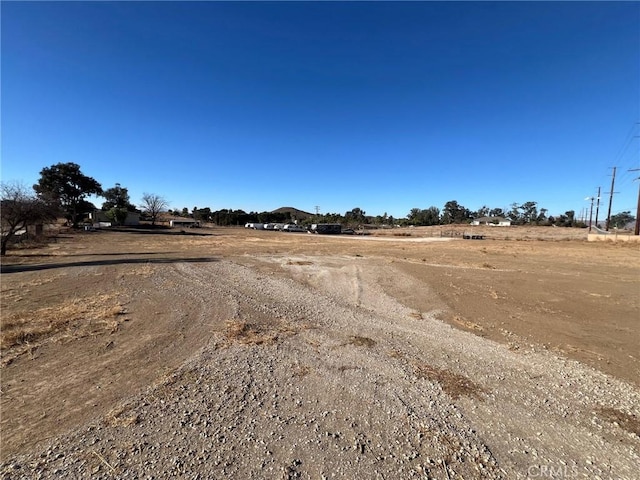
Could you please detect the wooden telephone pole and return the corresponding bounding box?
[630,169,640,236]
[594,187,601,229]
[605,167,617,231]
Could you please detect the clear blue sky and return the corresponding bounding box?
[2,1,639,219]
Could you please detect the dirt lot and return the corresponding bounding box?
[1,226,638,479]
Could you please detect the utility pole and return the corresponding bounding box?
[605,167,617,231]
[585,196,595,233]
[636,178,640,236]
[630,169,640,236]
[594,186,601,229]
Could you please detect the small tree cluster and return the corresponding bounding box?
[1,182,58,255]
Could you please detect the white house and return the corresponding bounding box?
[471,216,511,227]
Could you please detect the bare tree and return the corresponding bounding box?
[1,182,58,255]
[140,193,168,226]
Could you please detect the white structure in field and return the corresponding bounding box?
[471,216,511,226]
[169,219,200,228]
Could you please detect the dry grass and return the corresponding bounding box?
[286,260,313,266]
[291,364,311,377]
[451,315,484,332]
[597,407,640,436]
[223,319,298,346]
[105,403,140,427]
[122,263,155,278]
[1,293,126,364]
[413,361,486,400]
[1,275,61,304]
[348,335,377,348]
[386,348,404,359]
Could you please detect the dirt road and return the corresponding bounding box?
[1,227,638,478]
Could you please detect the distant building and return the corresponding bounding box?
[471,216,511,226]
[89,210,140,226]
[169,219,199,228]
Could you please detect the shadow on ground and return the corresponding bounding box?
[98,227,213,236]
[0,257,218,274]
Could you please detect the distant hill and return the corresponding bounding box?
[271,206,313,220]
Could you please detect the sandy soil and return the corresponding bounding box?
[1,226,638,479]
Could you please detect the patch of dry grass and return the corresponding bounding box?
[121,263,155,278]
[291,364,311,377]
[223,319,299,346]
[413,361,486,400]
[451,315,484,332]
[286,260,313,266]
[348,335,377,348]
[1,275,62,304]
[386,348,404,359]
[1,293,126,364]
[597,407,640,436]
[105,403,140,427]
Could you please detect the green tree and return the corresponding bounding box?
[423,206,440,225]
[193,207,211,222]
[507,203,522,224]
[489,207,505,218]
[473,205,490,219]
[442,200,470,224]
[407,208,422,225]
[555,210,576,227]
[1,182,58,255]
[520,201,538,224]
[609,211,635,229]
[33,162,102,228]
[105,207,128,226]
[345,207,366,225]
[102,183,136,211]
[536,208,549,224]
[102,183,136,226]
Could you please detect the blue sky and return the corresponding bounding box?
[2,1,639,219]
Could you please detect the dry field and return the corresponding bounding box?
[0,225,638,479]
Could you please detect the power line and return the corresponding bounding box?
[612,122,640,165]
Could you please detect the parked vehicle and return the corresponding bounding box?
[311,223,342,235]
[282,224,306,233]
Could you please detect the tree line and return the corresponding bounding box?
[2,161,635,255]
[172,201,598,229]
[1,162,167,255]
[182,203,633,229]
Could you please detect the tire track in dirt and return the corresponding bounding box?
[2,255,639,479]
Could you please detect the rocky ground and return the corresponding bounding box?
[1,227,638,479]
